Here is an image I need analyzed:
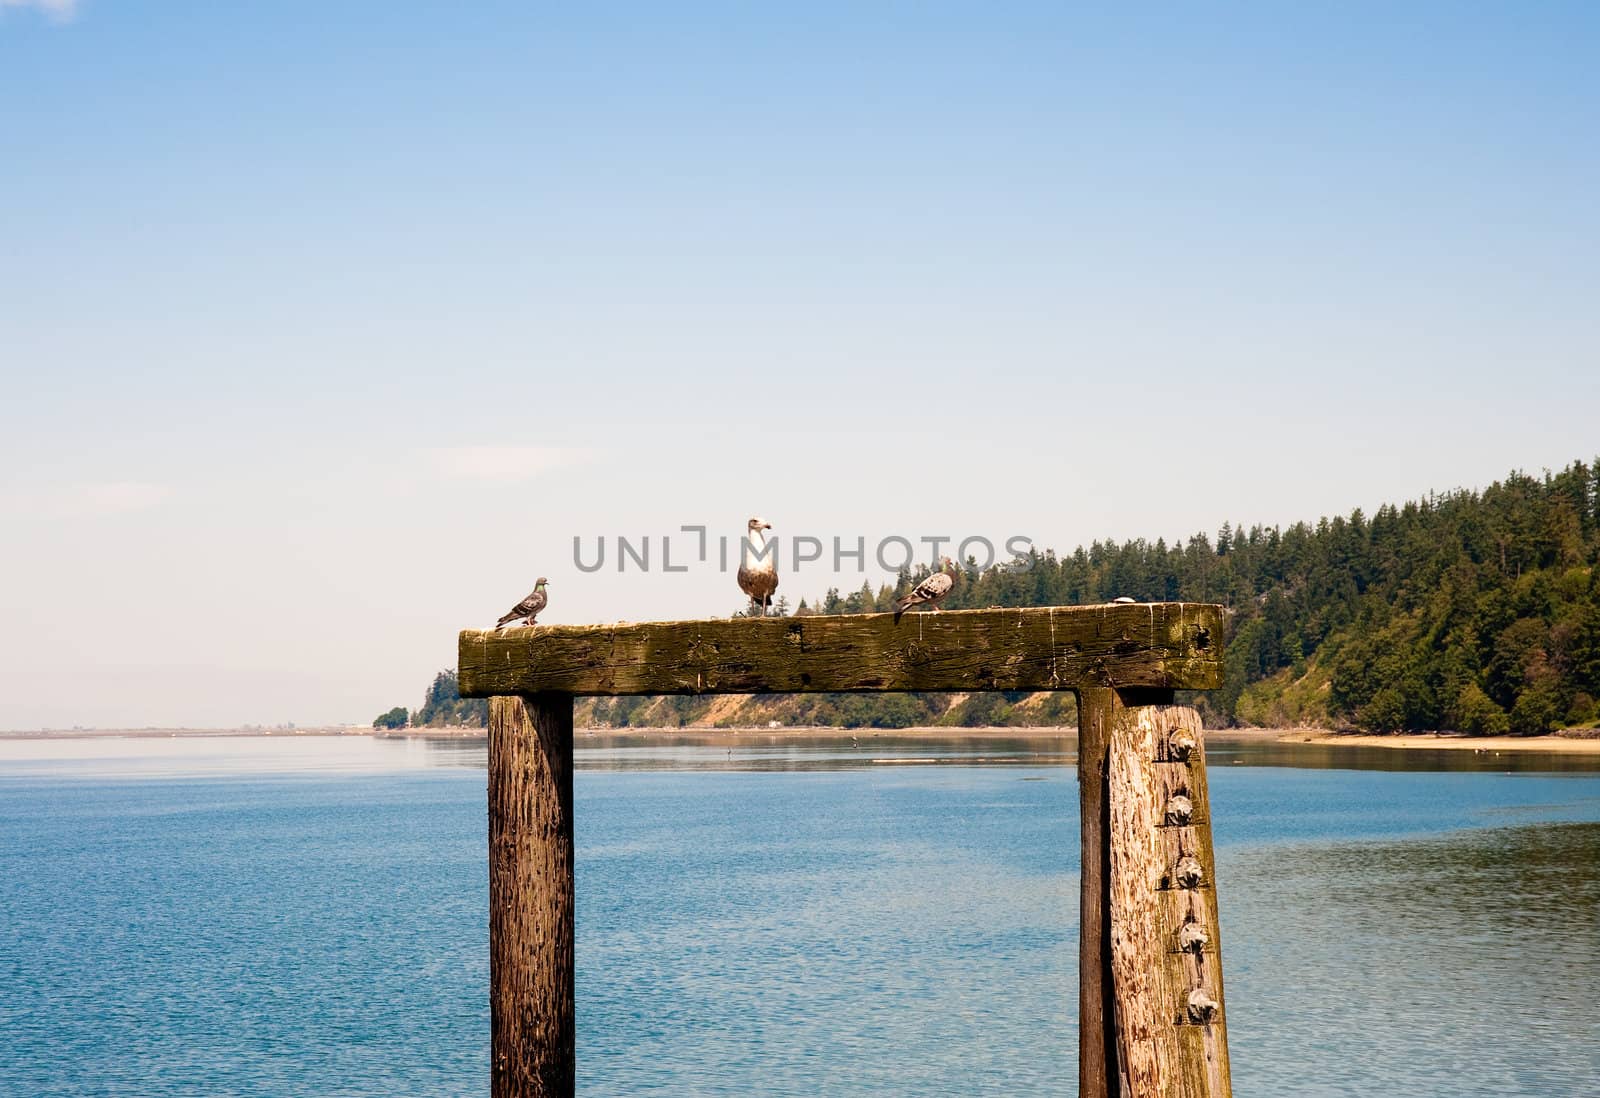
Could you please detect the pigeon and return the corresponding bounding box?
[893,557,958,623]
[737,517,779,616]
[495,578,548,629]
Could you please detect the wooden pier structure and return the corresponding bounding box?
[459,601,1231,1098]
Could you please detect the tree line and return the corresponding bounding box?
[379,459,1600,735]
[371,669,486,731]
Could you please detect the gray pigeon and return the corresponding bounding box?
[495,578,548,629]
[893,557,957,623]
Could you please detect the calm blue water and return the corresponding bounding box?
[1,736,1598,1096]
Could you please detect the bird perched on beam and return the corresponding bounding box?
[894,557,958,623]
[494,578,548,629]
[737,517,778,616]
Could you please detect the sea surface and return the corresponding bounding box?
[2,734,1598,1097]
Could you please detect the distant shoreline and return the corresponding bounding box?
[6,724,1599,756]
[0,726,371,740]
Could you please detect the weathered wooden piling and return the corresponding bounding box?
[461,602,1230,1098]
[1077,688,1232,1098]
[488,694,575,1098]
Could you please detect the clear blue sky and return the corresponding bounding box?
[2,1,1597,728]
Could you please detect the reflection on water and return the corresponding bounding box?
[1208,736,1600,774]
[575,733,1074,772]
[0,733,476,778]
[0,736,1596,1096]
[4,731,1598,778]
[1224,822,1600,1095]
[578,735,1600,774]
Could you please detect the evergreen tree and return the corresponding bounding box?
[372,707,408,731]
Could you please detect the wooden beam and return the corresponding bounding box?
[489,694,576,1098]
[459,602,1222,698]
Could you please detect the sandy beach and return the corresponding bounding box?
[1271,729,1600,755]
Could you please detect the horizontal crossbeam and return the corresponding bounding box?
[458,602,1222,698]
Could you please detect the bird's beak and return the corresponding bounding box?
[763,522,772,530]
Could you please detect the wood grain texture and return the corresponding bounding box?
[1076,688,1122,1098]
[1080,687,1179,1097]
[1160,709,1232,1098]
[460,602,1222,698]
[489,695,575,1098]
[1108,703,1181,1094]
[1105,704,1232,1098]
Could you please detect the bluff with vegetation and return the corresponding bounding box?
[377,670,487,731]
[382,460,1600,735]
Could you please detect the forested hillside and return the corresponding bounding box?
[385,460,1600,735]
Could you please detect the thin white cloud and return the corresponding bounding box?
[1,0,78,21]
[63,481,171,516]
[427,446,590,482]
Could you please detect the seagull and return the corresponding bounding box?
[737,517,778,616]
[494,578,548,629]
[893,557,958,623]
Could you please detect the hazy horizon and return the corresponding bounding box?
[4,2,1597,727]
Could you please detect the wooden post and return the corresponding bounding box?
[1148,706,1231,1098]
[489,694,576,1098]
[1077,686,1126,1098]
[1080,691,1232,1098]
